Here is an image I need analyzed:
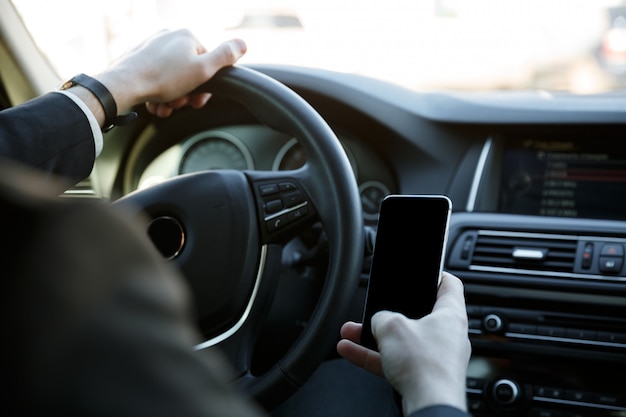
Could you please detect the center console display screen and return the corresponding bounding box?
[499,137,626,220]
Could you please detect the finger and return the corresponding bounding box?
[339,321,362,343]
[188,92,212,109]
[336,339,384,377]
[146,102,174,118]
[168,96,190,110]
[145,101,172,117]
[158,105,174,118]
[145,101,158,115]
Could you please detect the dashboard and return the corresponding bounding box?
[93,64,626,417]
[123,123,394,225]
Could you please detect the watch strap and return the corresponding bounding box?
[60,73,137,132]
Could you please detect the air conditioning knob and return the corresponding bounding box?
[483,313,504,332]
[492,379,520,405]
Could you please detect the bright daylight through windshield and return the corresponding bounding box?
[11,0,626,93]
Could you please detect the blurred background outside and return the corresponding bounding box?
[11,0,626,93]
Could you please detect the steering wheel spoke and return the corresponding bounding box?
[247,170,318,244]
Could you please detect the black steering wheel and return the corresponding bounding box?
[114,65,364,409]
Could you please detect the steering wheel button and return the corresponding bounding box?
[279,182,297,191]
[282,190,305,207]
[266,213,290,232]
[260,183,280,196]
[265,199,283,214]
[288,205,308,222]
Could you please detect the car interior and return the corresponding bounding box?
[1,1,625,416]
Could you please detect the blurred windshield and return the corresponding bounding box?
[11,0,626,93]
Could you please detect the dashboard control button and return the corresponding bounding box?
[483,314,504,332]
[492,379,520,405]
[566,328,597,340]
[466,305,482,316]
[508,323,537,334]
[466,378,486,390]
[461,235,475,259]
[467,398,487,414]
[537,325,566,338]
[597,331,626,344]
[534,386,565,400]
[594,392,625,407]
[582,242,593,268]
[565,389,593,403]
[599,256,623,273]
[468,318,482,330]
[601,243,624,256]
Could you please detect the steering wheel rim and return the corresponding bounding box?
[115,65,364,409]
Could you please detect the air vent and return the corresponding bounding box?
[448,228,626,282]
[472,231,577,273]
[448,230,582,277]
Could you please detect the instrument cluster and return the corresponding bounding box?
[134,125,395,224]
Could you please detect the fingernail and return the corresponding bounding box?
[228,38,247,60]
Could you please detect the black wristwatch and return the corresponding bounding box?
[60,73,137,132]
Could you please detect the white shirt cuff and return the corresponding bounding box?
[55,90,104,158]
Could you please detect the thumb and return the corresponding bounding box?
[202,38,247,69]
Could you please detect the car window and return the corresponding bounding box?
[11,0,626,93]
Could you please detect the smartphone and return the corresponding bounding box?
[360,194,452,350]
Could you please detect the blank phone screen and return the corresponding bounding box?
[360,195,451,350]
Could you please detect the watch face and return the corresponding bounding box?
[59,79,75,90]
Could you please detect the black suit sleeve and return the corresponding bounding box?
[407,405,472,417]
[0,92,96,182]
[4,166,267,416]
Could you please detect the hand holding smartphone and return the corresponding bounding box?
[360,194,452,350]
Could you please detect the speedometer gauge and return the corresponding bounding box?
[179,131,254,174]
[273,138,358,176]
[359,180,391,221]
[272,138,307,171]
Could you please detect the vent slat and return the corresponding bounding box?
[477,236,577,250]
[471,233,577,273]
